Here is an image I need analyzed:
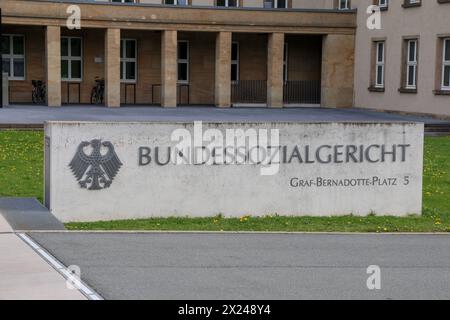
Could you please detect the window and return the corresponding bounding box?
[402,0,421,8]
[1,35,25,80]
[405,39,418,89]
[338,0,350,10]
[164,0,188,5]
[217,0,238,7]
[177,40,189,83]
[61,37,82,81]
[378,0,388,8]
[110,0,136,3]
[375,41,385,88]
[231,42,239,82]
[442,38,450,90]
[120,39,137,82]
[283,43,288,82]
[264,0,287,9]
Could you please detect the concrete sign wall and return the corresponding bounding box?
[44,121,424,222]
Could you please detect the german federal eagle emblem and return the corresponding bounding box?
[69,139,122,190]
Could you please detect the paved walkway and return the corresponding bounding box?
[0,233,86,300]
[0,203,85,300]
[0,215,13,233]
[1,105,449,125]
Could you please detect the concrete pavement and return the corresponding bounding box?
[0,233,86,300]
[0,214,13,233]
[0,206,85,300]
[1,105,449,125]
[29,232,450,300]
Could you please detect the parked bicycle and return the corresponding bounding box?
[90,77,105,104]
[31,80,46,104]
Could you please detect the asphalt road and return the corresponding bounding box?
[29,232,450,300]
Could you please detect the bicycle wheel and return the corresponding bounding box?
[91,88,97,104]
[41,87,47,104]
[32,89,38,104]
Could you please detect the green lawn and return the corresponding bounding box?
[1,130,449,232]
[0,130,43,203]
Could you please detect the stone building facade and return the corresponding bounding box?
[0,0,356,108]
[351,0,450,117]
[3,1,449,116]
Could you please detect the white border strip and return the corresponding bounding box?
[17,233,103,301]
[20,230,450,236]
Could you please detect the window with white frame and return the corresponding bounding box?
[120,39,137,82]
[264,0,287,9]
[403,0,421,6]
[442,38,450,90]
[378,0,388,8]
[1,34,25,80]
[178,40,189,83]
[217,0,238,7]
[164,0,188,5]
[339,0,350,10]
[283,43,288,82]
[405,39,418,89]
[375,41,385,88]
[231,42,239,82]
[61,37,82,81]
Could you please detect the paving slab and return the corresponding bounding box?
[0,233,85,300]
[0,198,65,231]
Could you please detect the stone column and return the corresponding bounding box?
[321,34,355,108]
[215,32,232,108]
[45,26,61,107]
[105,28,121,108]
[2,73,8,107]
[161,30,178,108]
[267,33,285,108]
